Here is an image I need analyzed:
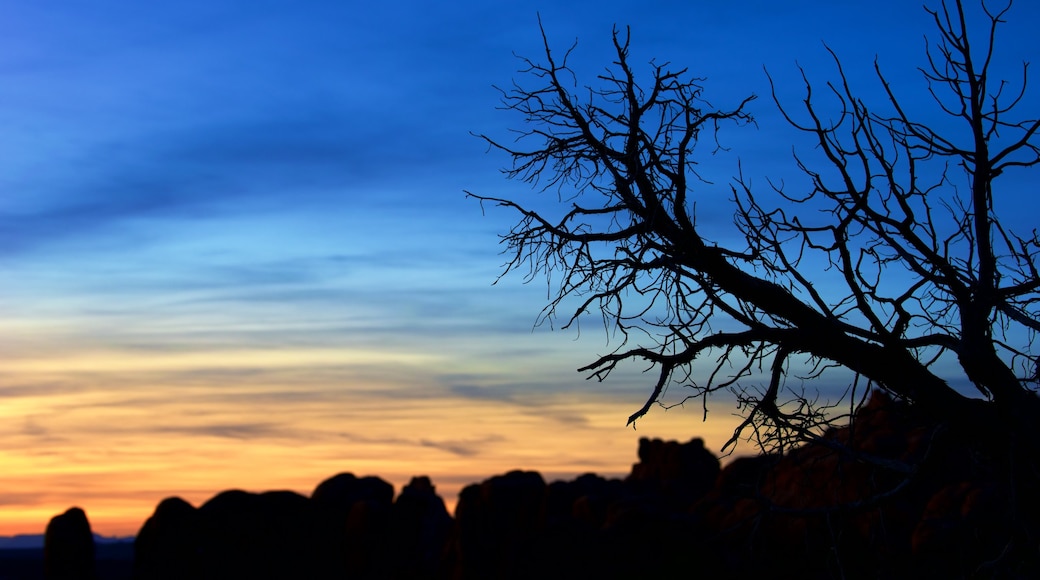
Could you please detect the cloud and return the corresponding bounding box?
[338,432,505,458]
[0,118,350,257]
[0,75,495,260]
[151,422,290,440]
[448,384,516,404]
[448,383,590,428]
[0,493,49,508]
[0,378,89,399]
[22,418,49,438]
[418,436,507,457]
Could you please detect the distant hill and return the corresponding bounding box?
[0,536,134,580]
[0,534,132,550]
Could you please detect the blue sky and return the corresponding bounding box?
[1,0,1038,535]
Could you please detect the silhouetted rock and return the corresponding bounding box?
[451,470,546,580]
[912,481,1012,577]
[689,394,916,578]
[540,474,615,576]
[196,489,319,580]
[132,473,411,580]
[689,391,1040,578]
[388,476,453,579]
[44,507,96,580]
[626,437,720,507]
[547,472,624,530]
[133,496,200,580]
[310,473,395,579]
[311,473,394,513]
[116,404,1040,579]
[133,489,322,580]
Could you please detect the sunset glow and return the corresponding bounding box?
[2,0,1037,538]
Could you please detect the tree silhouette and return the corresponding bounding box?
[470,0,1040,453]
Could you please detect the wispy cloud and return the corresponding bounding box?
[338,431,506,458]
[448,384,591,428]
[150,422,291,441]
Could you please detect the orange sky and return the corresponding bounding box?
[0,324,745,537]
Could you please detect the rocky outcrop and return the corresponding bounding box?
[48,393,1040,579]
[450,469,546,579]
[626,436,719,507]
[134,490,322,580]
[130,473,434,580]
[133,496,199,580]
[44,507,96,580]
[445,445,724,580]
[692,392,1040,578]
[388,476,453,579]
[133,475,395,580]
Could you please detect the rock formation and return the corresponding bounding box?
[44,507,96,580]
[43,392,1040,578]
[388,476,453,579]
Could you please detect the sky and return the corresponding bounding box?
[2,0,1038,536]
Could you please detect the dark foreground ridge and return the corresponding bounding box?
[30,393,1040,579]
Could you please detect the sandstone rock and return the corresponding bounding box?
[451,470,546,580]
[388,475,453,579]
[44,507,96,580]
[133,496,200,580]
[626,437,719,507]
[311,473,394,579]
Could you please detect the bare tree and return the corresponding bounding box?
[469,0,1040,453]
